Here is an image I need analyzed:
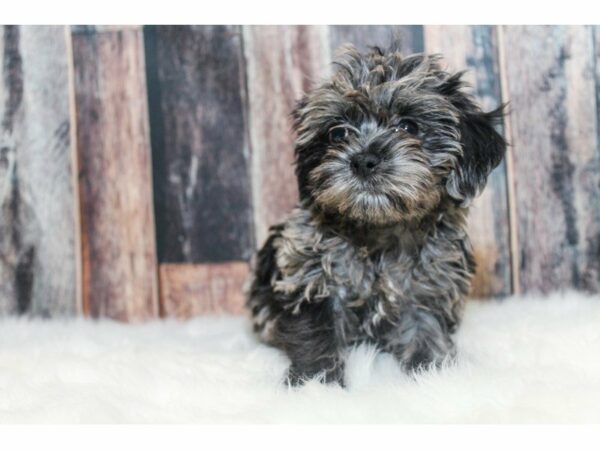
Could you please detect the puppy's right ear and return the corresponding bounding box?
[439,73,507,206]
[446,105,507,205]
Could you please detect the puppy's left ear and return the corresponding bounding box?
[445,87,507,206]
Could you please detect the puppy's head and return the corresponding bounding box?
[293,43,506,226]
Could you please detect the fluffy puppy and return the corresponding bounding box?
[246,41,506,386]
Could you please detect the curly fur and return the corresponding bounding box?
[246,41,507,386]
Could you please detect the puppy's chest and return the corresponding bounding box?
[275,232,414,311]
[329,245,408,305]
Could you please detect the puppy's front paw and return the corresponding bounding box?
[403,347,440,371]
[401,341,456,372]
[285,362,346,387]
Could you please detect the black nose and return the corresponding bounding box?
[351,152,381,177]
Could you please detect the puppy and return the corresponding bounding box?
[246,41,506,386]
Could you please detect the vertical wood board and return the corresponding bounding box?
[244,25,330,246]
[72,26,159,321]
[0,25,79,316]
[144,25,254,264]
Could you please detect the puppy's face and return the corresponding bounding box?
[293,44,506,225]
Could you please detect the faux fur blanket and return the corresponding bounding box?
[1,292,599,423]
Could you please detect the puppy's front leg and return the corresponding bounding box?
[273,301,346,387]
[384,307,456,371]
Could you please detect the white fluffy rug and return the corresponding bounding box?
[1,292,599,423]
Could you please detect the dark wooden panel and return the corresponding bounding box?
[159,262,248,317]
[243,25,330,245]
[0,26,79,316]
[329,25,424,56]
[72,26,159,321]
[499,25,600,293]
[424,25,512,298]
[144,25,254,263]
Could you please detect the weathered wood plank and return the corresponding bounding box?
[499,25,600,293]
[243,25,330,246]
[71,25,142,34]
[72,27,159,321]
[591,26,600,289]
[424,25,512,298]
[0,26,79,316]
[144,25,254,264]
[329,25,424,55]
[159,262,248,317]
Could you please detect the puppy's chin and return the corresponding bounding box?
[309,168,442,226]
[318,192,405,226]
[313,189,438,227]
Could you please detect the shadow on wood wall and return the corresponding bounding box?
[0,25,599,321]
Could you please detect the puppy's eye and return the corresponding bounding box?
[394,119,419,136]
[328,126,349,143]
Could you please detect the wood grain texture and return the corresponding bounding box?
[329,25,424,55]
[243,25,330,246]
[159,262,248,317]
[0,26,79,316]
[424,25,512,298]
[499,25,600,293]
[144,25,254,264]
[72,27,159,321]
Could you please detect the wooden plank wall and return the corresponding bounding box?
[0,25,598,321]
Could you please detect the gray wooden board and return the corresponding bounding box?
[0,26,79,316]
[500,25,600,293]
